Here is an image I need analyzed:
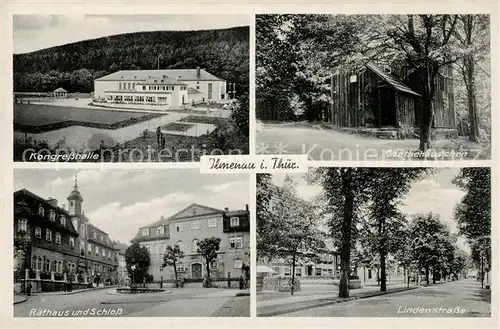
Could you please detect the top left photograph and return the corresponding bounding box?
[13,14,250,162]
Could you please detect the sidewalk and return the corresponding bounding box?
[258,284,418,317]
[14,295,27,305]
[32,285,115,296]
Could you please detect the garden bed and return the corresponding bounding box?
[161,122,195,132]
[180,115,226,125]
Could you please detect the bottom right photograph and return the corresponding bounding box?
[256,167,491,317]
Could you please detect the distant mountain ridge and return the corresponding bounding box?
[13,26,249,93]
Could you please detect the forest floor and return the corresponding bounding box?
[256,122,490,161]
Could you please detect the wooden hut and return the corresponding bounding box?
[330,63,456,137]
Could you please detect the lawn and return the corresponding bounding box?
[180,115,226,125]
[14,103,165,133]
[161,122,195,132]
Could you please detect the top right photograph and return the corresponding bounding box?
[255,14,492,161]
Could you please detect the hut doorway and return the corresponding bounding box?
[378,87,397,127]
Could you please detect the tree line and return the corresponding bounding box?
[257,167,490,297]
[14,26,249,96]
[256,14,491,150]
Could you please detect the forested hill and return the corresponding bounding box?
[13,26,249,94]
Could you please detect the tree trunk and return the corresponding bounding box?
[379,217,387,292]
[407,266,410,288]
[463,16,480,142]
[291,252,296,296]
[338,170,354,298]
[425,266,430,285]
[173,262,178,288]
[206,260,211,287]
[419,93,434,151]
[432,267,437,284]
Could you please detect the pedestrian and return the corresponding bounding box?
[156,126,161,146]
[160,276,163,289]
[239,275,244,290]
[99,140,105,151]
[161,134,166,150]
[26,281,32,296]
[227,272,231,289]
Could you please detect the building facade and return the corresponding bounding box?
[94,68,228,108]
[132,203,250,281]
[13,180,119,291]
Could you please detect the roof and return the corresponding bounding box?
[188,87,202,94]
[366,63,421,97]
[140,78,186,86]
[224,210,248,217]
[54,87,67,93]
[105,90,173,94]
[95,69,225,82]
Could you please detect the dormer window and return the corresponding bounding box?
[157,226,165,235]
[38,206,44,217]
[18,219,27,233]
[141,228,150,237]
[70,237,75,248]
[230,217,240,227]
[60,216,66,226]
[93,231,97,239]
[49,211,55,222]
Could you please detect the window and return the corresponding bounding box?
[87,243,92,254]
[35,227,41,238]
[175,223,183,232]
[210,261,218,270]
[229,237,242,249]
[38,206,44,217]
[208,218,217,228]
[93,231,97,239]
[106,95,113,101]
[196,86,200,90]
[102,248,105,257]
[176,263,187,272]
[55,232,61,244]
[230,217,240,227]
[132,83,135,89]
[80,239,85,255]
[46,229,52,241]
[146,96,155,103]
[80,224,85,235]
[192,239,199,253]
[233,259,243,269]
[114,95,123,101]
[45,259,50,272]
[141,228,150,236]
[142,86,146,90]
[191,220,200,230]
[31,256,36,270]
[127,83,131,89]
[37,257,43,271]
[284,267,290,276]
[119,82,122,90]
[60,216,66,226]
[315,268,322,276]
[296,267,302,277]
[176,241,184,252]
[70,237,75,248]
[49,211,55,221]
[18,219,27,232]
[95,246,100,256]
[157,226,165,235]
[135,96,144,102]
[208,83,213,99]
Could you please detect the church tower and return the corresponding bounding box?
[67,173,83,216]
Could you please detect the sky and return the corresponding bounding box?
[14,169,249,244]
[13,14,250,54]
[271,168,470,252]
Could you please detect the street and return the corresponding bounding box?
[256,123,489,160]
[279,279,490,317]
[14,287,250,317]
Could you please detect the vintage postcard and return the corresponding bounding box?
[13,14,249,162]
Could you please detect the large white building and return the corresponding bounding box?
[94,67,228,109]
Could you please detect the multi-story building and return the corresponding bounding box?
[112,242,129,285]
[132,203,250,281]
[13,179,119,291]
[94,67,228,108]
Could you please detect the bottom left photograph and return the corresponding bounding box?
[12,169,251,317]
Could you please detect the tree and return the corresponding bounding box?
[256,173,275,257]
[125,242,151,284]
[197,237,221,287]
[162,244,185,287]
[361,168,429,292]
[408,213,454,285]
[263,176,326,295]
[453,167,491,288]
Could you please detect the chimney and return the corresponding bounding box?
[62,204,66,210]
[160,216,165,221]
[47,198,57,208]
[196,67,201,79]
[245,204,249,212]
[224,207,229,212]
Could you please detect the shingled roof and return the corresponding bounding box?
[366,63,421,97]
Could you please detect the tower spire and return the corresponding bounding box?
[74,171,78,188]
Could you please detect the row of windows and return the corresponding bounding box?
[119,82,136,90]
[31,225,75,247]
[141,216,240,237]
[87,242,116,260]
[31,256,72,273]
[144,85,175,91]
[37,207,67,226]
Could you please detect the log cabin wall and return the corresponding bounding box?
[432,65,456,128]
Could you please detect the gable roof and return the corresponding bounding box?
[54,87,67,93]
[95,69,225,82]
[167,203,224,221]
[366,63,421,97]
